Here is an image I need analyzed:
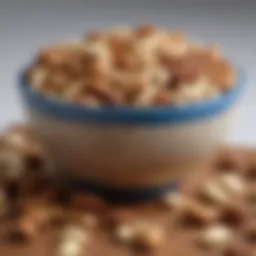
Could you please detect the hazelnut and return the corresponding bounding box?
[219,204,246,227]
[198,225,232,249]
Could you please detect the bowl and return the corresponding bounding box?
[18,67,245,200]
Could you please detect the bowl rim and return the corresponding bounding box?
[18,67,246,125]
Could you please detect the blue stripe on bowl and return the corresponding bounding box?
[67,176,178,203]
[18,67,246,125]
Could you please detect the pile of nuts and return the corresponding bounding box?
[0,125,255,256]
[25,25,236,107]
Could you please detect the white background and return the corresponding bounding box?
[1,1,255,144]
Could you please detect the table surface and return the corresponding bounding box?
[1,1,255,144]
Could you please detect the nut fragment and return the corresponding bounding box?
[198,225,232,249]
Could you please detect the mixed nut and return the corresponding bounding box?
[0,125,255,256]
[25,25,236,107]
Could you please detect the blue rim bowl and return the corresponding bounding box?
[18,67,245,125]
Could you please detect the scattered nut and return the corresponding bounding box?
[218,174,245,196]
[198,225,232,249]
[60,225,87,244]
[114,224,136,244]
[115,222,164,252]
[246,164,256,181]
[81,213,99,229]
[244,222,256,244]
[160,192,187,211]
[0,147,24,182]
[216,151,247,171]
[223,243,253,256]
[58,226,88,256]
[219,204,246,227]
[181,200,218,227]
[49,206,65,226]
[132,223,164,252]
[104,208,134,229]
[57,240,82,256]
[200,180,230,205]
[14,215,39,240]
[246,186,256,205]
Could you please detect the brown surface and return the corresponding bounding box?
[0,147,255,256]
